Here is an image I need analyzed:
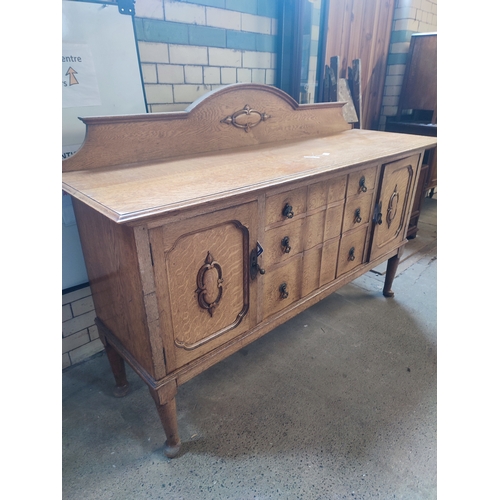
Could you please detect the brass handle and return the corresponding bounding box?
[348,247,356,261]
[354,208,362,223]
[359,176,368,193]
[282,203,294,219]
[281,236,291,253]
[279,282,289,299]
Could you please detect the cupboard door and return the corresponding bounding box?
[370,155,420,261]
[150,202,258,370]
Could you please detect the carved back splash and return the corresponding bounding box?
[62,83,350,173]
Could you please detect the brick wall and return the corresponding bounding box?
[378,0,437,129]
[62,286,102,370]
[134,0,280,112]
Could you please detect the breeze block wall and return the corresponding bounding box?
[134,0,281,112]
[378,0,437,130]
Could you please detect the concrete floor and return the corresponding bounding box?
[62,196,437,500]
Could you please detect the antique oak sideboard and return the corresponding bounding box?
[62,84,437,458]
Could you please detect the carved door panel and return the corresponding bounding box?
[370,155,420,261]
[150,202,258,370]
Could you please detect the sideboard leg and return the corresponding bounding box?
[383,254,400,298]
[95,318,130,397]
[103,342,130,398]
[149,387,181,458]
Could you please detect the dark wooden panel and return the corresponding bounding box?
[398,33,437,121]
[324,0,396,130]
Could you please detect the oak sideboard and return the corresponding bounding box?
[62,83,437,458]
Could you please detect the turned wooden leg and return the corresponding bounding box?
[103,343,130,397]
[383,254,400,298]
[149,386,181,458]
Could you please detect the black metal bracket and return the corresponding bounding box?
[118,0,135,15]
[250,242,265,280]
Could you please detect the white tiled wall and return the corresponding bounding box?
[136,0,279,113]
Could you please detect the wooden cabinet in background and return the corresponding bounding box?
[385,32,437,238]
[62,84,436,458]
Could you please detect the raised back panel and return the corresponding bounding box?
[62,83,350,172]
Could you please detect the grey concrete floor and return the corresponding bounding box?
[62,197,437,500]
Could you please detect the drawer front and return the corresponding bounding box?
[307,180,329,211]
[302,246,322,297]
[320,237,340,286]
[263,218,304,267]
[308,176,347,211]
[346,166,377,198]
[265,187,307,226]
[337,226,369,277]
[304,210,326,250]
[263,256,302,319]
[342,192,375,233]
[324,203,344,240]
[327,175,348,204]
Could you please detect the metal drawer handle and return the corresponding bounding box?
[281,236,292,253]
[282,203,294,219]
[373,202,383,225]
[250,245,265,280]
[354,208,362,223]
[348,247,356,261]
[279,282,289,299]
[359,176,368,193]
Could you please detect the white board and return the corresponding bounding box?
[62,0,146,290]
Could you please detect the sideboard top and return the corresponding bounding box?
[62,84,437,223]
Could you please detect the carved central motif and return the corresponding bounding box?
[221,104,271,132]
[387,185,400,228]
[196,251,223,317]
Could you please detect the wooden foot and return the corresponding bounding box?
[103,343,130,398]
[149,387,181,458]
[383,254,400,297]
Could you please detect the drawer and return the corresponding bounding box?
[346,166,377,197]
[302,246,322,297]
[342,192,375,233]
[263,256,302,319]
[308,176,347,211]
[327,175,347,204]
[265,187,307,227]
[263,218,304,267]
[304,210,326,250]
[307,180,329,211]
[337,226,369,277]
[324,203,343,240]
[320,237,340,286]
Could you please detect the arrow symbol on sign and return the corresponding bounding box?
[66,67,79,86]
